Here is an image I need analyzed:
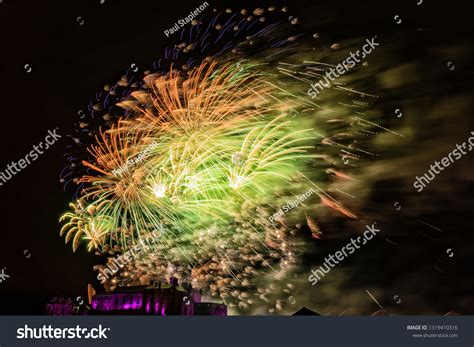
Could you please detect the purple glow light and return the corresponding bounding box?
[146,299,151,313]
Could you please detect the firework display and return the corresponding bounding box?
[0,0,472,333]
[58,5,382,314]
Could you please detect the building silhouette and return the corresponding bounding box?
[90,278,227,316]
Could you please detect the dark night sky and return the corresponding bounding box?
[0,0,472,314]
